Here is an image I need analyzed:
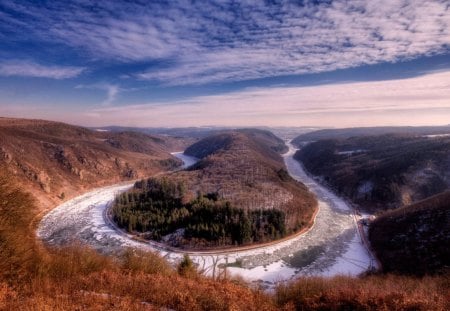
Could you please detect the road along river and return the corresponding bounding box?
[37,145,377,289]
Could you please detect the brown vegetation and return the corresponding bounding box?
[276,274,449,311]
[0,117,186,210]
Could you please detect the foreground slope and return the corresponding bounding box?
[113,129,317,248]
[369,191,450,275]
[0,117,183,209]
[294,134,450,211]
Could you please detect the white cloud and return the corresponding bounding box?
[81,70,450,127]
[1,0,449,84]
[102,84,119,106]
[75,83,120,106]
[0,60,84,79]
[2,70,449,128]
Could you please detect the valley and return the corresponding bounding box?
[110,129,316,248]
[3,2,450,308]
[37,142,376,288]
[1,118,448,309]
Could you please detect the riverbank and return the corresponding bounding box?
[37,144,376,288]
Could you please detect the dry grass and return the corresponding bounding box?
[276,274,449,311]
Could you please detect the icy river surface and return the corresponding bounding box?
[37,144,375,288]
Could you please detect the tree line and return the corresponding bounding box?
[112,177,287,246]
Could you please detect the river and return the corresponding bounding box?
[37,143,375,288]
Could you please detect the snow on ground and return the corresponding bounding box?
[37,144,375,290]
[423,133,450,138]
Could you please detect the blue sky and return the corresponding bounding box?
[0,0,449,127]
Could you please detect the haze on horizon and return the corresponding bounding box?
[0,0,449,128]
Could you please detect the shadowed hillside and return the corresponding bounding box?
[369,191,450,276]
[292,126,450,144]
[294,134,450,212]
[112,129,317,248]
[0,117,186,210]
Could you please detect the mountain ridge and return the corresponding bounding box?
[0,117,187,210]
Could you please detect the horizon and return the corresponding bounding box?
[1,1,449,127]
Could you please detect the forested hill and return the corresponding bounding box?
[184,128,288,159]
[0,117,185,209]
[369,190,450,275]
[112,129,317,248]
[294,134,450,212]
[178,129,314,224]
[292,125,450,144]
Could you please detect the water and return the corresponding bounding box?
[37,144,374,287]
[171,151,199,169]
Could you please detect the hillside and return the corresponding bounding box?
[294,134,450,212]
[184,128,288,158]
[369,191,450,275]
[95,125,222,139]
[0,117,184,210]
[112,129,317,248]
[1,170,447,310]
[292,125,450,144]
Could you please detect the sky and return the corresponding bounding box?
[0,0,449,128]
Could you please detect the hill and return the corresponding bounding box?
[94,125,222,139]
[369,191,450,275]
[112,129,317,248]
[292,125,450,144]
[1,169,447,310]
[0,117,185,209]
[294,134,450,212]
[184,128,288,158]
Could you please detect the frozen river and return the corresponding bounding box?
[37,144,376,288]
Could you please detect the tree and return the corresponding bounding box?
[177,254,196,278]
[240,214,252,244]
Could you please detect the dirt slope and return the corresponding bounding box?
[0,117,182,210]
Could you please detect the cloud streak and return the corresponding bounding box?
[0,60,85,79]
[1,0,449,85]
[81,70,450,127]
[75,83,120,106]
